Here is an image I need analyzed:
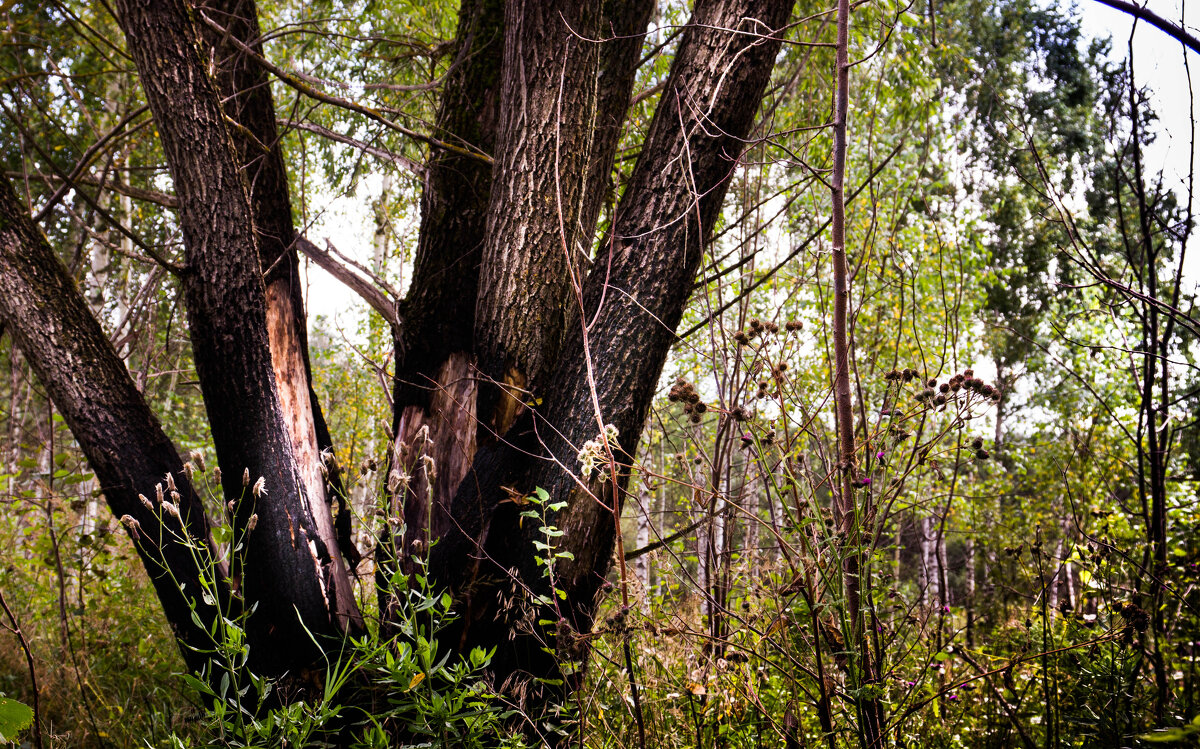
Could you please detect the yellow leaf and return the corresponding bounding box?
[409,672,426,690]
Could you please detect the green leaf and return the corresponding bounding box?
[0,697,34,742]
[1140,728,1188,743]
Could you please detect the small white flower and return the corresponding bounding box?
[252,476,266,498]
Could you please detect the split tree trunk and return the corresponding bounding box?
[113,0,357,675]
[428,0,796,701]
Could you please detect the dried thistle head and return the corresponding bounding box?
[120,515,141,539]
[213,466,222,484]
[155,483,164,504]
[189,449,206,472]
[247,513,258,531]
[242,467,250,487]
[165,472,176,492]
[140,494,153,511]
[161,501,180,519]
[252,476,266,498]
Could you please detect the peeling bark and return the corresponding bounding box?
[113,0,353,674]
[199,0,364,601]
[380,0,504,593]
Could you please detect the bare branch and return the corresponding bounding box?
[197,11,493,166]
[295,236,401,329]
[1095,0,1200,56]
[6,171,179,209]
[279,120,426,177]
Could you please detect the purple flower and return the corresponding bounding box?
[876,450,885,459]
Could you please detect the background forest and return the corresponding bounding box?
[0,0,1198,747]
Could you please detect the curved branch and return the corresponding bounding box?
[197,10,493,166]
[295,236,401,329]
[1095,0,1200,56]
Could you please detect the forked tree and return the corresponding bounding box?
[0,0,796,709]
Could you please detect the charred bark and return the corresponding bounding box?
[198,0,363,606]
[429,0,795,703]
[113,0,353,675]
[0,177,225,675]
[381,0,504,603]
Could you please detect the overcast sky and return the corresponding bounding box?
[1077,0,1199,188]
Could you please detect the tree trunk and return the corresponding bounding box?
[113,0,356,675]
[199,0,364,591]
[0,177,224,675]
[382,0,503,601]
[428,0,795,705]
[473,0,602,433]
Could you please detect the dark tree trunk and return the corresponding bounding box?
[428,0,796,703]
[472,0,602,433]
[113,0,354,675]
[198,0,363,605]
[386,0,654,584]
[0,177,225,675]
[382,0,504,602]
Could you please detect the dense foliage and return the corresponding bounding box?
[0,0,1197,746]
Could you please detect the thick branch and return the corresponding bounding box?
[0,176,226,676]
[1095,0,1200,56]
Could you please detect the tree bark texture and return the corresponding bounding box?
[383,0,504,592]
[473,0,603,433]
[0,177,225,674]
[198,0,363,611]
[428,0,796,698]
[113,0,355,674]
